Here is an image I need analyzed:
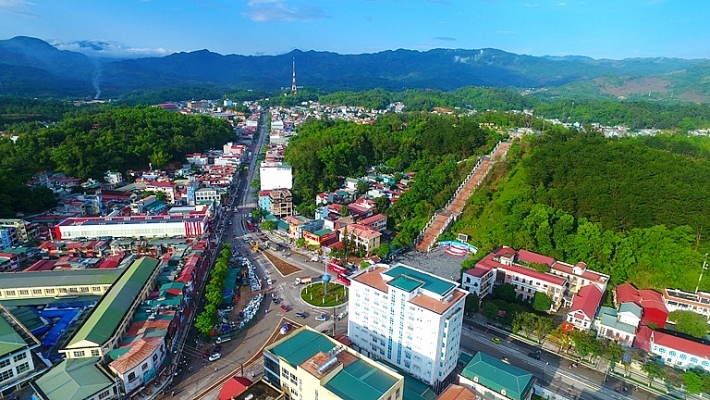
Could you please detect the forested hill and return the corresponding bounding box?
[0,106,234,217]
[454,132,710,292]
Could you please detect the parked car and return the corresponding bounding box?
[280,304,291,312]
[527,352,541,360]
[272,298,281,304]
[208,353,221,362]
[315,314,328,322]
[491,337,501,344]
[214,344,222,353]
[295,312,308,319]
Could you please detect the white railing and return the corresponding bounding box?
[415,141,511,251]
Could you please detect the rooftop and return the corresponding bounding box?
[384,264,456,296]
[65,257,159,348]
[460,352,534,400]
[0,268,121,289]
[0,312,27,356]
[33,358,115,400]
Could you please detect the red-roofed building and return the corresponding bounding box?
[634,325,710,373]
[462,248,568,311]
[338,224,381,256]
[566,285,603,330]
[217,376,252,400]
[359,213,387,233]
[615,284,668,328]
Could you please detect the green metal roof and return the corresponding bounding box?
[460,352,534,400]
[66,257,159,348]
[598,307,637,335]
[6,306,46,334]
[401,373,437,400]
[0,314,26,356]
[314,228,332,236]
[268,328,336,367]
[325,358,399,400]
[33,358,114,400]
[385,264,455,296]
[0,268,122,289]
[619,302,643,318]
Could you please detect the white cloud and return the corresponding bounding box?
[52,40,171,58]
[0,0,36,17]
[242,0,326,22]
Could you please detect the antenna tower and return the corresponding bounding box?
[291,57,297,94]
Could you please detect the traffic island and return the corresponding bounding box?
[300,281,349,307]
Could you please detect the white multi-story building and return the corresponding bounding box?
[259,162,293,191]
[348,263,467,387]
[663,288,710,321]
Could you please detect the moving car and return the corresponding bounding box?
[315,314,328,322]
[295,312,308,319]
[491,337,501,344]
[208,353,221,362]
[528,352,541,360]
[280,304,291,312]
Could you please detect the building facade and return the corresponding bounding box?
[263,326,403,400]
[348,263,467,387]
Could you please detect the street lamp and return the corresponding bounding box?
[543,362,549,382]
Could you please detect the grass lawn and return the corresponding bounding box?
[301,282,349,307]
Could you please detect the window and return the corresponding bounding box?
[72,351,85,358]
[142,363,148,371]
[0,369,14,381]
[128,372,137,381]
[0,359,9,368]
[91,349,100,357]
[13,353,27,362]
[18,289,29,296]
[15,362,30,374]
[99,390,111,399]
[32,289,42,295]
[45,288,55,294]
[5,290,15,296]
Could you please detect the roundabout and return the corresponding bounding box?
[299,274,349,308]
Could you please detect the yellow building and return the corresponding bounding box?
[263,326,404,400]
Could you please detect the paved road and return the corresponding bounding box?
[461,320,667,400]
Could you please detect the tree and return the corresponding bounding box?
[261,220,276,231]
[570,330,604,361]
[605,341,624,372]
[641,361,665,387]
[374,243,392,259]
[356,180,370,195]
[465,292,480,314]
[374,196,391,213]
[482,302,499,321]
[531,292,553,312]
[493,283,516,303]
[340,205,350,217]
[532,315,555,344]
[195,305,218,336]
[682,370,704,396]
[294,238,306,248]
[668,310,709,338]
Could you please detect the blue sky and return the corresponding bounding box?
[0,0,707,59]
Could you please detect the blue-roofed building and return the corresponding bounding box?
[458,352,535,400]
[263,326,403,400]
[348,263,467,388]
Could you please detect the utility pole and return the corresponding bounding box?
[695,253,708,294]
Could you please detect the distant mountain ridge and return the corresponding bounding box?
[1,36,709,102]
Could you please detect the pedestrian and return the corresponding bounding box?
[171,390,175,397]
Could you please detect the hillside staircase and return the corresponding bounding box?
[414,140,511,252]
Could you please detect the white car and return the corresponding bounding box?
[208,353,221,362]
[315,314,328,322]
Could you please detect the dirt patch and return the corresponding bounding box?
[263,250,301,277]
